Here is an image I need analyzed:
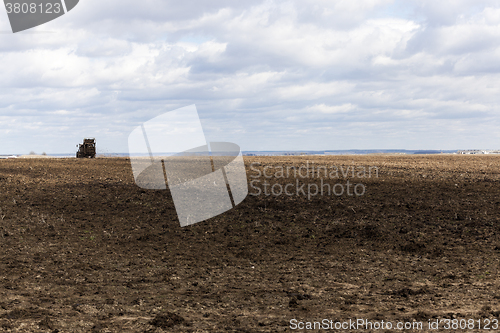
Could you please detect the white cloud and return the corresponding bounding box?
[0,0,500,153]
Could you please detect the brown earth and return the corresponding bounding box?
[0,155,499,332]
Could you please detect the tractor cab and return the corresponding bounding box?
[76,138,96,158]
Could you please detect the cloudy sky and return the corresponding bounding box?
[1,0,500,154]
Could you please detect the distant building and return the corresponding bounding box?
[457,150,500,154]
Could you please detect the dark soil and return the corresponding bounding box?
[0,155,499,332]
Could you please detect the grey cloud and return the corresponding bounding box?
[409,0,499,27]
[1,0,500,153]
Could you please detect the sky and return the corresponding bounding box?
[1,0,500,154]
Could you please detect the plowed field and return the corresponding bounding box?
[0,155,499,332]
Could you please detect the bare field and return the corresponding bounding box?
[0,155,500,332]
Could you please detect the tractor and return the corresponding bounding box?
[76,138,96,158]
